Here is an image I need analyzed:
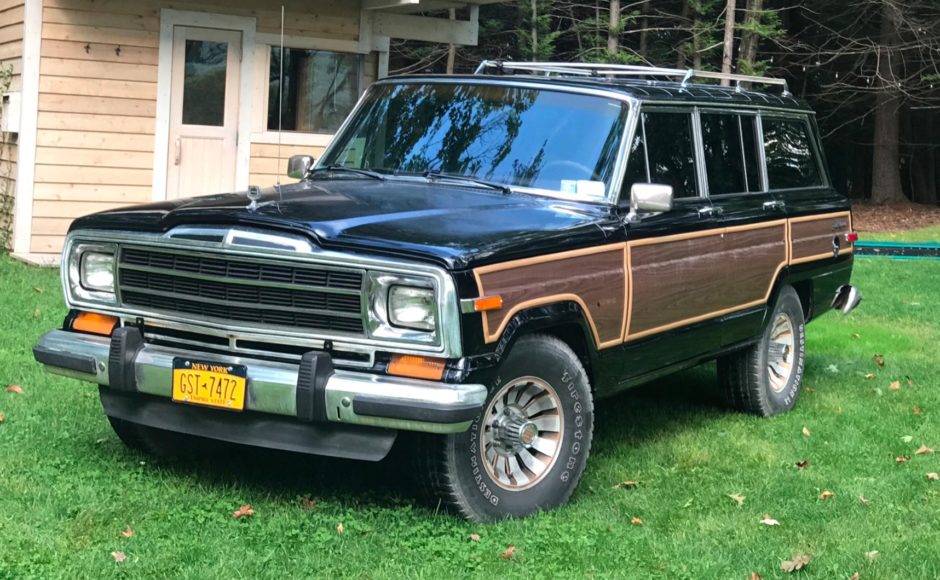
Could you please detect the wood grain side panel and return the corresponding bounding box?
[476,245,627,347]
[627,223,787,338]
[790,211,853,264]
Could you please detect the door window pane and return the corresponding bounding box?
[763,117,822,189]
[700,113,763,195]
[642,111,698,198]
[269,48,360,134]
[182,40,228,126]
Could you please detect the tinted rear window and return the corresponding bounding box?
[763,117,822,189]
[701,113,762,195]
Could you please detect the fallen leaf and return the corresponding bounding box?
[915,444,934,455]
[500,545,516,559]
[728,493,746,507]
[5,385,23,394]
[748,573,763,580]
[630,517,643,525]
[819,490,835,501]
[896,456,909,463]
[336,522,344,535]
[33,287,43,293]
[866,550,879,561]
[927,472,939,481]
[469,533,481,542]
[802,426,811,437]
[0,412,5,423]
[864,373,876,380]
[780,553,812,572]
[612,480,639,489]
[299,496,317,510]
[902,435,914,443]
[851,333,860,340]
[889,381,901,391]
[120,527,133,538]
[232,504,255,519]
[874,354,885,367]
[850,573,860,580]
[33,308,41,318]
[111,551,126,564]
[913,406,922,416]
[795,460,810,469]
[858,495,872,505]
[759,515,780,526]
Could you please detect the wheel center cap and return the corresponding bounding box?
[494,412,539,452]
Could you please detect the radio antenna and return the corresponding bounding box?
[276,5,285,201]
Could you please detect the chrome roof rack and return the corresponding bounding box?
[474,60,790,96]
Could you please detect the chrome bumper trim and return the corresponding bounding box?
[34,329,486,434]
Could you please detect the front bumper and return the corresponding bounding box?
[33,328,486,435]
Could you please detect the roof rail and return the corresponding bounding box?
[474,60,790,96]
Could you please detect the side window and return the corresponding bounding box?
[762,117,823,189]
[622,110,699,199]
[700,112,763,195]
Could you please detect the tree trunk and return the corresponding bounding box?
[531,0,538,58]
[608,0,620,56]
[446,8,456,74]
[739,0,763,71]
[720,0,737,84]
[870,1,906,204]
[676,0,690,68]
[692,15,702,70]
[638,0,650,58]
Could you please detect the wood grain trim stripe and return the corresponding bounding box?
[787,210,853,265]
[623,220,789,342]
[474,243,627,348]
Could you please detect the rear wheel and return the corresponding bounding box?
[718,285,806,416]
[416,334,594,521]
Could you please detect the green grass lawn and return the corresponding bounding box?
[862,223,940,243]
[1,253,938,578]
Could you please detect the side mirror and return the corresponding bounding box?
[287,155,315,180]
[629,183,673,216]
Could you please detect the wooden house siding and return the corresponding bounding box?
[29,0,370,256]
[0,0,23,249]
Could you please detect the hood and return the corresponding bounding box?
[70,179,621,269]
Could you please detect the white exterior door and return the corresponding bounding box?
[166,26,242,199]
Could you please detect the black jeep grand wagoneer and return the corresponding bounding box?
[34,61,860,521]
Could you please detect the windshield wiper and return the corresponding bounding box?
[310,164,386,181]
[423,171,512,195]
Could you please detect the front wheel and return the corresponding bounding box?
[417,334,594,521]
[718,285,806,416]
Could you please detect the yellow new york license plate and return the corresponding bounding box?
[172,358,247,411]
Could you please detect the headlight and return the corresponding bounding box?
[80,252,115,293]
[388,285,435,331]
[66,242,117,304]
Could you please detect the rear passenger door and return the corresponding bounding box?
[698,109,790,344]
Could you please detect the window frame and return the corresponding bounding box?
[697,108,767,198]
[250,34,368,147]
[624,105,708,201]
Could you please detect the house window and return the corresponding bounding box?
[267,48,361,135]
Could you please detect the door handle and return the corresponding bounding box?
[698,206,723,217]
[174,137,181,166]
[763,200,785,212]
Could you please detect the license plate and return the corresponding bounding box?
[172,358,247,411]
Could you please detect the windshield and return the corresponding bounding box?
[320,82,630,200]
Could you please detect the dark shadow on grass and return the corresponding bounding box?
[89,363,728,515]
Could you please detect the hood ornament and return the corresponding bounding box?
[246,185,261,212]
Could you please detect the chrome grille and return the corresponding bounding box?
[117,247,366,335]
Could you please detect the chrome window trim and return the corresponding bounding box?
[62,228,464,359]
[317,77,640,205]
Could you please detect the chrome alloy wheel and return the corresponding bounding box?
[481,376,564,491]
[767,313,795,393]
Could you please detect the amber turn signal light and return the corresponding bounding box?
[387,354,446,381]
[71,312,118,336]
[473,295,503,312]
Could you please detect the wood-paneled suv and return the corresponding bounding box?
[34,61,860,521]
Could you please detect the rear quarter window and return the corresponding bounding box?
[762,117,823,190]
